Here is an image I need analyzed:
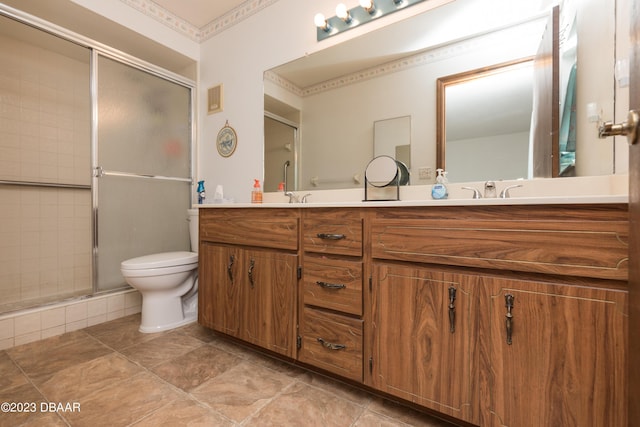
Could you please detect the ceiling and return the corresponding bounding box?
[151,0,248,28]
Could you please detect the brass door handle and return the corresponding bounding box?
[317,337,346,350]
[599,109,639,145]
[316,233,346,240]
[316,281,346,290]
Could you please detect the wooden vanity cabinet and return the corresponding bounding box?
[198,203,628,427]
[370,204,629,427]
[298,208,365,381]
[198,208,299,358]
[479,275,627,427]
[370,263,479,424]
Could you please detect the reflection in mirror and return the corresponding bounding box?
[264,0,621,191]
[436,58,536,182]
[374,116,411,169]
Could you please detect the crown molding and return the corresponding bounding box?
[120,0,279,43]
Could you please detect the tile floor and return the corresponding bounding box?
[1,314,460,427]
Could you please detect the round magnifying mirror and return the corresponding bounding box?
[365,155,398,187]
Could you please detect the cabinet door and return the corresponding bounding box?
[371,263,478,424]
[198,243,240,336]
[481,278,627,427]
[241,248,297,358]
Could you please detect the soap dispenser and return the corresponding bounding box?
[431,169,449,200]
[251,179,263,204]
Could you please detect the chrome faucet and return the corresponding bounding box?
[301,193,312,203]
[484,181,497,198]
[284,191,299,203]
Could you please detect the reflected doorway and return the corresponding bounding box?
[264,113,298,192]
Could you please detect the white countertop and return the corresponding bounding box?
[195,175,628,208]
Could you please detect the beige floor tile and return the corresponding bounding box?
[119,330,205,368]
[37,353,144,402]
[176,322,218,343]
[245,380,364,427]
[0,351,29,391]
[0,382,47,427]
[191,361,295,423]
[60,371,184,427]
[367,398,457,427]
[131,397,234,427]
[6,330,112,383]
[84,314,162,351]
[151,343,241,391]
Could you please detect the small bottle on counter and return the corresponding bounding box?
[251,179,263,204]
[431,169,449,200]
[197,180,206,204]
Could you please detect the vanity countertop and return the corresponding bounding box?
[194,175,629,208]
[195,194,627,209]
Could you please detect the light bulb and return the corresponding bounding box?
[335,4,351,23]
[314,13,329,30]
[360,0,376,13]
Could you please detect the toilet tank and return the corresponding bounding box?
[187,209,199,253]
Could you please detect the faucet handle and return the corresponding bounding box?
[301,193,312,203]
[461,187,482,199]
[499,184,523,199]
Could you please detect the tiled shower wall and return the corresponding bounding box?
[0,30,92,311]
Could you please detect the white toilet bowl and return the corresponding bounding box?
[120,209,200,333]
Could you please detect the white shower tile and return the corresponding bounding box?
[65,301,87,323]
[107,294,125,313]
[41,307,65,328]
[87,314,107,327]
[14,331,41,346]
[65,319,87,332]
[0,318,14,340]
[0,337,14,350]
[14,312,40,336]
[41,325,65,339]
[87,298,108,317]
[124,291,141,309]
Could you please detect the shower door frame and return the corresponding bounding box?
[1,4,197,297]
[89,51,197,294]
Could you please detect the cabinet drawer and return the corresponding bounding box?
[299,307,363,381]
[303,256,362,315]
[200,208,298,250]
[371,204,629,281]
[303,209,363,256]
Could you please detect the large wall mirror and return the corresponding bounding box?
[264,0,624,190]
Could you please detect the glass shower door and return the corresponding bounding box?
[94,54,193,291]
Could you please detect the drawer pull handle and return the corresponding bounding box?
[317,233,346,240]
[248,258,255,288]
[316,281,346,290]
[448,286,456,333]
[227,255,235,283]
[505,294,514,345]
[317,338,346,350]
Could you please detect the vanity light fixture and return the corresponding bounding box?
[316,0,426,41]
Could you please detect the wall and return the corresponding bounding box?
[197,0,459,202]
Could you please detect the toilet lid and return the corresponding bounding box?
[121,251,197,270]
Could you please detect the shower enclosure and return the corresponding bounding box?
[0,10,194,314]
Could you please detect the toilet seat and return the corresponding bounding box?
[121,251,198,278]
[121,251,197,269]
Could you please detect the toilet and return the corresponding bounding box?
[120,209,199,333]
